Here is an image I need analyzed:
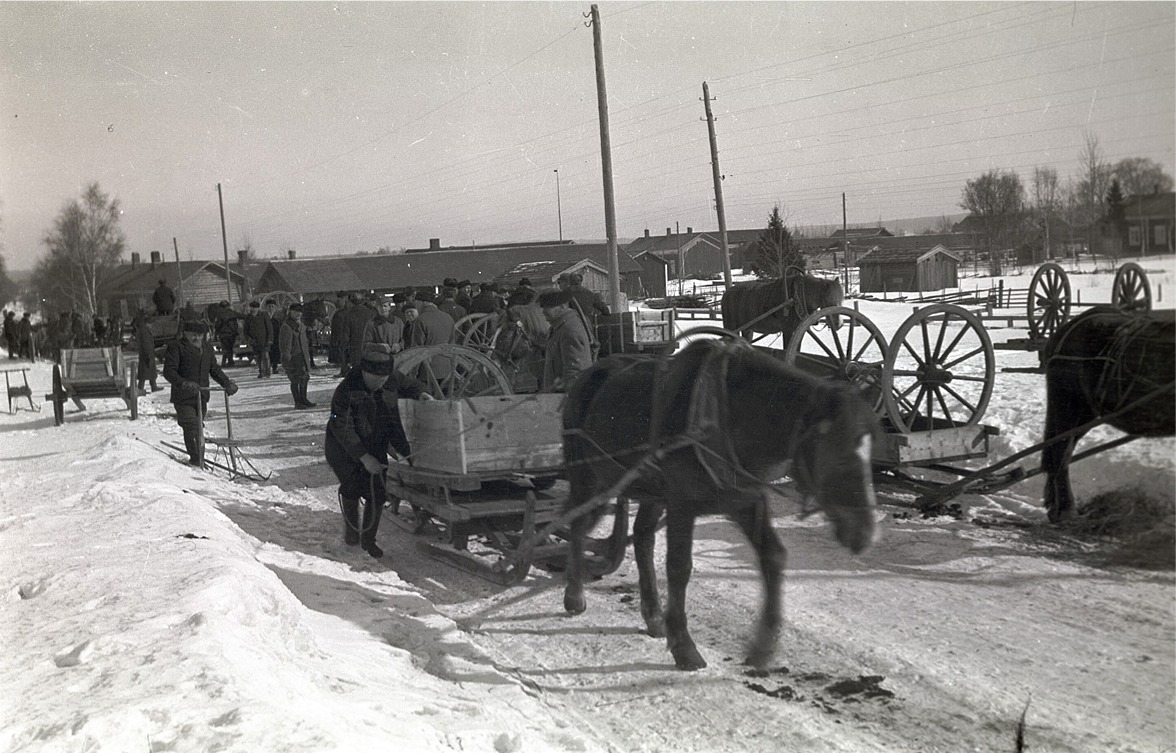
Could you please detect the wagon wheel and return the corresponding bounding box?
[455,314,501,352]
[259,291,301,312]
[51,364,66,426]
[1112,262,1152,313]
[783,306,889,417]
[882,304,995,433]
[1027,262,1071,341]
[394,344,513,399]
[665,325,742,354]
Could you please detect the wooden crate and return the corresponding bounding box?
[873,424,999,467]
[399,393,565,475]
[597,309,674,354]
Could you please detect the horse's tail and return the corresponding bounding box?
[562,359,620,464]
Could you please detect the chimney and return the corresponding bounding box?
[687,227,693,234]
[666,227,672,236]
[644,228,650,238]
[429,238,441,251]
[237,249,249,266]
[149,251,161,267]
[131,252,141,267]
[287,249,296,260]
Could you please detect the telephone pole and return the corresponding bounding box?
[590,4,623,313]
[216,183,233,304]
[703,82,732,288]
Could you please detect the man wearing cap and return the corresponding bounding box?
[279,302,315,409]
[566,272,610,330]
[163,320,238,467]
[538,289,593,392]
[361,297,404,357]
[340,292,376,378]
[325,344,431,558]
[408,289,454,348]
[266,301,282,374]
[132,309,160,393]
[468,283,501,315]
[455,280,473,311]
[244,300,273,378]
[152,279,176,316]
[507,278,536,307]
[437,286,466,323]
[214,300,240,367]
[329,292,349,373]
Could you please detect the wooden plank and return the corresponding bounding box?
[874,425,998,467]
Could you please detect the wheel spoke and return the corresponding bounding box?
[942,345,986,370]
[901,339,926,367]
[940,383,978,415]
[933,388,958,427]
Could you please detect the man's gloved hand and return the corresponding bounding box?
[224,380,239,396]
[180,380,200,397]
[360,454,386,475]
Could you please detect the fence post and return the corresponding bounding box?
[998,279,1004,307]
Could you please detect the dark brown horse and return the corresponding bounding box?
[561,339,879,671]
[720,268,843,342]
[1041,307,1174,522]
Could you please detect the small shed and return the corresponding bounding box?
[857,245,961,293]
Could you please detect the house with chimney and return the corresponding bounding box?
[101,251,248,319]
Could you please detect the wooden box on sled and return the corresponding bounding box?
[398,393,565,476]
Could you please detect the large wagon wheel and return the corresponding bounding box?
[51,364,66,426]
[394,344,513,399]
[783,305,889,416]
[1027,262,1071,341]
[882,304,995,433]
[455,313,501,352]
[1112,262,1152,313]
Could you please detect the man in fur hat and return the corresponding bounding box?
[538,289,593,392]
[279,302,315,409]
[324,344,431,558]
[163,320,238,467]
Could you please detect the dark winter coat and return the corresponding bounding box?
[467,291,501,315]
[437,300,467,323]
[567,284,610,327]
[341,303,376,363]
[153,284,176,314]
[278,316,311,371]
[324,369,426,473]
[245,310,273,348]
[361,314,405,355]
[408,303,455,348]
[162,337,233,407]
[543,308,593,392]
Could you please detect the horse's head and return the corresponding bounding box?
[789,384,878,554]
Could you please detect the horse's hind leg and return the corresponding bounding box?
[664,510,706,670]
[731,501,786,670]
[563,488,594,616]
[633,499,665,638]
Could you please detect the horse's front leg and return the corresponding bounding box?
[664,510,706,670]
[633,499,665,638]
[731,501,786,670]
[563,504,592,615]
[1042,387,1088,523]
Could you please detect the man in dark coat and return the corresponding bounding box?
[279,302,314,409]
[329,293,349,372]
[408,290,455,348]
[17,313,33,359]
[324,345,430,558]
[468,283,501,315]
[539,289,593,393]
[341,293,376,376]
[244,300,273,378]
[152,279,176,315]
[266,301,283,374]
[163,320,238,466]
[437,286,467,322]
[132,310,160,393]
[454,280,473,311]
[213,301,239,367]
[566,272,610,329]
[2,310,17,358]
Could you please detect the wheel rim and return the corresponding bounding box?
[394,344,513,398]
[882,304,995,433]
[1027,263,1071,341]
[783,305,889,417]
[1112,262,1152,313]
[455,314,500,352]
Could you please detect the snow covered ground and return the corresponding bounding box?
[1,257,1173,753]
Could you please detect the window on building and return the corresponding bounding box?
[1155,224,1168,248]
[1128,225,1141,247]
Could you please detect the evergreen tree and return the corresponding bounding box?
[747,205,805,279]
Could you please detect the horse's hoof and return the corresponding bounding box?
[671,644,707,671]
[563,593,586,615]
[644,619,666,639]
[745,646,776,672]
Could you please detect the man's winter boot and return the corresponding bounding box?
[183,428,203,467]
[341,497,361,546]
[300,379,316,407]
[290,381,304,408]
[360,500,384,558]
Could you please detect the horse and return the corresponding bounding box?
[720,268,843,343]
[1041,306,1175,522]
[561,338,879,671]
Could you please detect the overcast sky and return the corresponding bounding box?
[1,1,1173,270]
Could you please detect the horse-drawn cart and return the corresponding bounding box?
[387,392,629,585]
[48,347,139,426]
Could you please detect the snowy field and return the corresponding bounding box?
[1,256,1173,753]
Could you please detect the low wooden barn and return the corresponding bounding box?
[102,252,248,319]
[857,245,961,293]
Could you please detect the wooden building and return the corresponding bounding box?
[102,251,247,319]
[857,245,961,293]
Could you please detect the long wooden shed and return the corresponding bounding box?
[856,244,961,293]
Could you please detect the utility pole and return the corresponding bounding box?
[589,4,623,313]
[173,237,185,309]
[842,193,849,292]
[703,82,732,288]
[554,169,563,242]
[676,221,684,295]
[216,183,233,304]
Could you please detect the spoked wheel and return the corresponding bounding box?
[1112,262,1152,313]
[666,325,742,354]
[51,364,66,426]
[394,344,513,398]
[456,313,502,352]
[1027,262,1071,341]
[783,305,889,417]
[882,304,995,433]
